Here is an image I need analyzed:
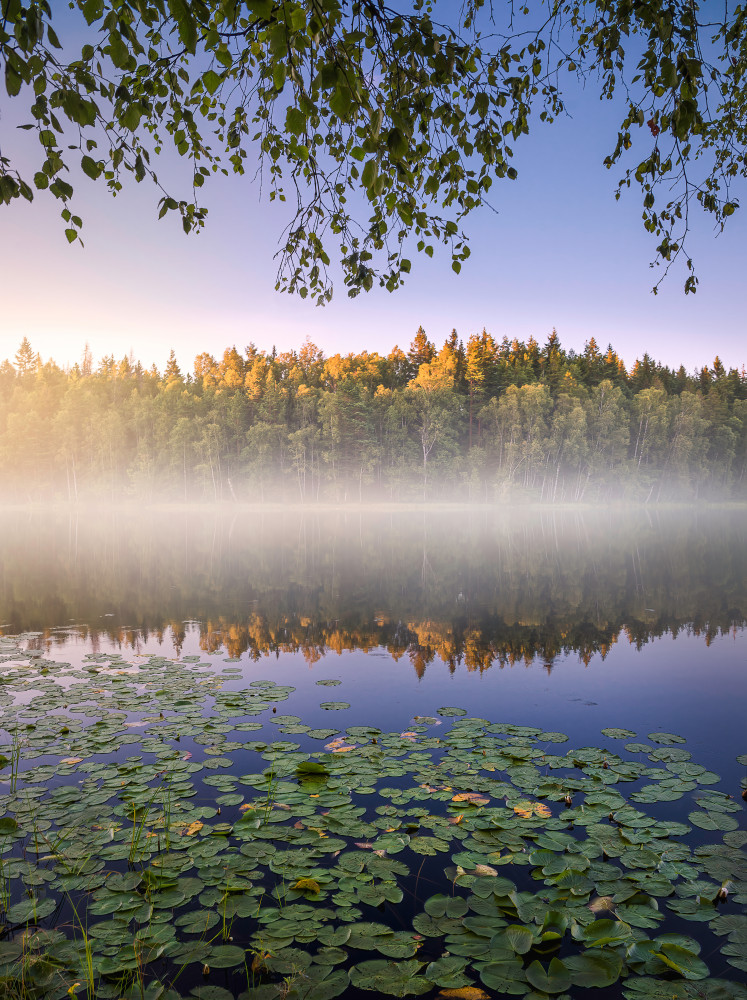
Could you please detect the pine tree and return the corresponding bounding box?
[163,350,183,387]
[407,327,436,375]
[14,337,37,377]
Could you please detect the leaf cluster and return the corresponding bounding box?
[1,0,745,296]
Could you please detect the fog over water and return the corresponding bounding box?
[2,506,745,769]
[0,505,745,999]
[2,506,744,649]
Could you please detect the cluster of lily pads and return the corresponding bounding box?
[0,631,745,1000]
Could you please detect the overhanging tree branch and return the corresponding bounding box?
[0,0,744,300]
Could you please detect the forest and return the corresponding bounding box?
[2,329,746,503]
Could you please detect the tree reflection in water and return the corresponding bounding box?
[1,507,745,672]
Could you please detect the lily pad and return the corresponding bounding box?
[350,959,431,996]
[525,958,572,994]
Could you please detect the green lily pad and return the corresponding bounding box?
[565,950,622,987]
[504,924,535,954]
[208,944,247,968]
[525,957,572,994]
[424,895,469,919]
[424,954,472,987]
[478,957,529,993]
[688,811,738,832]
[6,897,57,923]
[349,959,431,996]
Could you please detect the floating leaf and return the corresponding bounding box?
[505,924,535,954]
[688,811,738,832]
[6,897,57,923]
[565,950,622,987]
[208,944,247,968]
[478,957,528,993]
[349,959,431,996]
[425,895,469,919]
[512,800,551,818]
[452,792,489,806]
[525,958,572,994]
[436,989,489,999]
[292,878,321,894]
[653,944,710,980]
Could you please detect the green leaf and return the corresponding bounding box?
[424,955,472,988]
[349,959,431,996]
[386,127,407,160]
[273,62,287,91]
[525,957,572,994]
[5,61,23,98]
[505,924,534,954]
[167,0,198,53]
[6,897,57,923]
[81,155,101,180]
[121,104,142,130]
[653,944,710,980]
[688,811,738,832]
[478,958,528,993]
[296,761,328,775]
[208,944,247,968]
[330,86,352,119]
[582,920,632,947]
[81,0,104,23]
[286,107,306,136]
[362,159,378,191]
[202,70,222,95]
[424,895,468,918]
[565,950,622,988]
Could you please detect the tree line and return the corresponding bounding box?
[2,330,746,503]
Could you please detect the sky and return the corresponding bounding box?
[1,11,745,377]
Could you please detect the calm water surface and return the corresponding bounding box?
[2,506,745,752]
[0,507,745,999]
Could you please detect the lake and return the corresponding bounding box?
[0,507,745,1000]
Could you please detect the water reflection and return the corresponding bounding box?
[2,507,745,670]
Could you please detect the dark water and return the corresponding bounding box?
[0,507,745,999]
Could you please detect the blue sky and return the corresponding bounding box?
[1,13,745,376]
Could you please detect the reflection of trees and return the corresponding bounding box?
[2,509,745,673]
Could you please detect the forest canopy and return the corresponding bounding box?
[2,330,745,504]
[1,0,745,298]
